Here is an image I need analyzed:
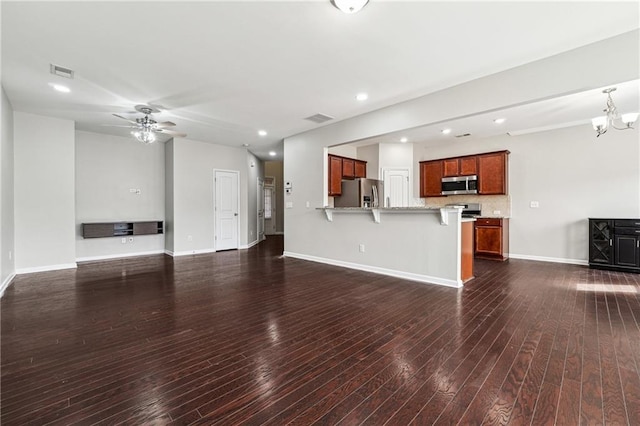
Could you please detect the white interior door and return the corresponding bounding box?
[264,176,276,235]
[383,168,410,207]
[257,177,265,241]
[215,170,239,250]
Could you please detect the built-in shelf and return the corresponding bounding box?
[82,221,164,238]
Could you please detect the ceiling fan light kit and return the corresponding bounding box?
[110,104,186,144]
[591,87,639,137]
[331,0,369,14]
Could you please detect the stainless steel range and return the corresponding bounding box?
[446,203,482,217]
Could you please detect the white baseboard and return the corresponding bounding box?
[241,239,261,250]
[0,272,16,298]
[167,248,217,257]
[508,253,588,266]
[282,251,462,288]
[268,232,284,236]
[16,263,78,275]
[76,250,166,263]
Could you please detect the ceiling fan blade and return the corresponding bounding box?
[113,114,139,125]
[155,121,176,128]
[101,124,138,128]
[157,129,187,138]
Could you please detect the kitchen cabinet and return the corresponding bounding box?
[419,160,443,197]
[328,154,367,196]
[328,155,343,196]
[475,217,509,261]
[443,156,477,177]
[589,218,640,272]
[354,160,366,178]
[478,151,509,195]
[342,158,355,178]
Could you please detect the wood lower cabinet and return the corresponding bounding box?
[475,218,509,261]
[478,151,509,195]
[589,218,640,273]
[419,160,443,197]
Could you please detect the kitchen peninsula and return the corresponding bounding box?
[285,207,474,288]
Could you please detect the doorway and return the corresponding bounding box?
[383,168,410,207]
[214,170,239,251]
[257,177,265,242]
[264,176,276,235]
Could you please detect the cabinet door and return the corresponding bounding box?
[328,155,343,196]
[354,160,366,178]
[589,219,613,265]
[420,160,443,197]
[478,152,508,194]
[614,235,640,268]
[459,156,477,176]
[475,225,502,256]
[443,159,459,177]
[342,158,355,178]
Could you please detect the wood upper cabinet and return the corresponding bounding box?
[328,154,367,196]
[478,151,509,195]
[354,160,366,178]
[328,155,343,196]
[420,160,443,197]
[342,158,355,178]
[443,156,477,177]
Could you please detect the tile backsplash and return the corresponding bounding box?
[424,194,511,217]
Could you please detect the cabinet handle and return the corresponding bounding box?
[610,239,613,246]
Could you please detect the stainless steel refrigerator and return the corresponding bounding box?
[334,178,384,208]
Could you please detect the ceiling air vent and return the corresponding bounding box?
[50,64,74,79]
[455,133,472,138]
[304,113,334,124]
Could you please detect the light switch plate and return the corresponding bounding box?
[286,202,293,208]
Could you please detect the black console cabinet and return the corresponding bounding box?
[589,218,640,273]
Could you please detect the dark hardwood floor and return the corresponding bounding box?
[2,235,639,425]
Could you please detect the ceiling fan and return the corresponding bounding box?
[110,105,187,143]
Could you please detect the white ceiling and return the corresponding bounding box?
[2,1,639,160]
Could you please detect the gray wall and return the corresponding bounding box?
[165,139,175,253]
[264,160,284,234]
[1,87,15,291]
[171,138,253,254]
[14,112,76,271]
[284,30,639,268]
[246,150,264,245]
[357,144,379,179]
[75,131,165,260]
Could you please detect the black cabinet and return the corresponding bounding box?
[589,218,640,273]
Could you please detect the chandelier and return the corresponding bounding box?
[591,88,639,137]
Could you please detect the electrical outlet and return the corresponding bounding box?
[121,238,127,244]
[286,202,293,208]
[530,201,539,208]
[493,210,501,215]
[359,244,365,253]
[306,201,310,208]
[187,235,193,241]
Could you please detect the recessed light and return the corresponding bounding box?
[441,128,452,135]
[400,137,408,143]
[49,83,70,93]
[356,93,368,101]
[494,118,506,124]
[258,130,267,136]
[269,151,276,156]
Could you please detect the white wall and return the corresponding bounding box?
[165,139,175,253]
[171,138,252,254]
[1,87,16,293]
[357,144,379,179]
[284,30,639,269]
[328,145,358,158]
[14,112,76,272]
[75,131,165,260]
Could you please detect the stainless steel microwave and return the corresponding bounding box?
[441,175,478,195]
